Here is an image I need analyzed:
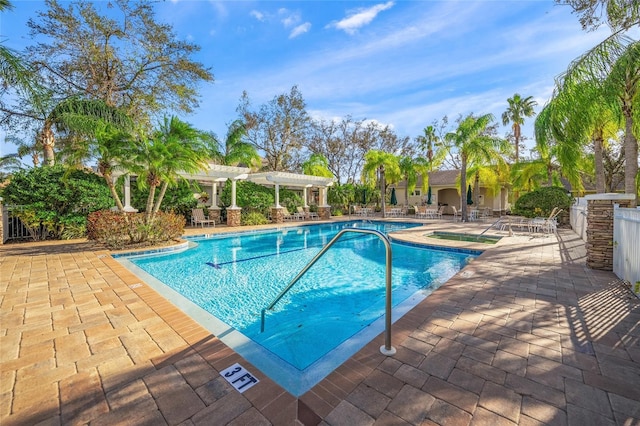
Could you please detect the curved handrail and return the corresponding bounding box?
[260,228,396,355]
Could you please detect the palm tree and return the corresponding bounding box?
[502,94,537,164]
[94,125,135,212]
[399,156,429,207]
[605,41,639,196]
[361,150,401,217]
[131,116,211,222]
[444,114,507,222]
[0,1,42,102]
[556,34,639,199]
[210,119,261,168]
[0,153,22,181]
[301,153,334,178]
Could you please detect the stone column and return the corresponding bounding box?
[318,206,331,220]
[271,207,284,224]
[208,207,221,224]
[226,207,242,227]
[585,193,635,270]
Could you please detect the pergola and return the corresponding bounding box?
[247,171,335,209]
[117,164,336,226]
[181,164,251,210]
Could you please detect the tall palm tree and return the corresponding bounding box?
[444,114,507,222]
[361,150,401,217]
[605,41,640,196]
[556,34,639,199]
[502,93,537,164]
[399,156,429,206]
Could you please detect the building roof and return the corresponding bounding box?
[427,170,460,186]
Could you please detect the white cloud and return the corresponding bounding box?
[250,10,264,21]
[279,9,301,28]
[326,1,395,35]
[290,23,311,39]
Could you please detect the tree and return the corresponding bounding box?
[129,116,211,222]
[555,38,639,198]
[306,116,413,184]
[0,153,22,181]
[301,153,334,178]
[555,0,639,32]
[208,120,261,168]
[555,0,639,199]
[398,156,429,206]
[443,113,506,222]
[0,0,43,107]
[535,78,622,194]
[3,0,212,131]
[501,94,537,164]
[361,150,401,217]
[605,41,639,196]
[239,85,310,172]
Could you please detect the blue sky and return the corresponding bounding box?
[1,1,614,161]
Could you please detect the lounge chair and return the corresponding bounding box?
[530,208,562,233]
[297,206,319,220]
[282,207,302,221]
[191,208,216,228]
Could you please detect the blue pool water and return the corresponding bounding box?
[117,220,477,395]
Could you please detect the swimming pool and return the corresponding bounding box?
[116,220,478,395]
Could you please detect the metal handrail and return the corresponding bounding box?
[260,228,396,356]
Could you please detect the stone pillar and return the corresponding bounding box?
[585,193,635,270]
[271,207,284,224]
[318,206,331,220]
[208,206,221,224]
[226,207,242,227]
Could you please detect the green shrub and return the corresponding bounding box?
[241,211,269,226]
[332,208,343,216]
[130,179,199,219]
[220,181,274,215]
[513,186,573,218]
[87,210,185,249]
[0,165,113,240]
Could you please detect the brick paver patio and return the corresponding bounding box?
[1,224,639,425]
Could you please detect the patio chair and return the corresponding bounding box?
[450,206,459,221]
[414,205,426,219]
[191,208,216,228]
[282,207,300,221]
[297,206,319,220]
[530,208,562,233]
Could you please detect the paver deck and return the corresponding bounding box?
[1,220,639,425]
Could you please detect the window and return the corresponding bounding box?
[410,190,421,196]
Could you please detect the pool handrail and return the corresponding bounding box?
[260,228,397,356]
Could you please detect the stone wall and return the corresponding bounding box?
[586,195,634,270]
